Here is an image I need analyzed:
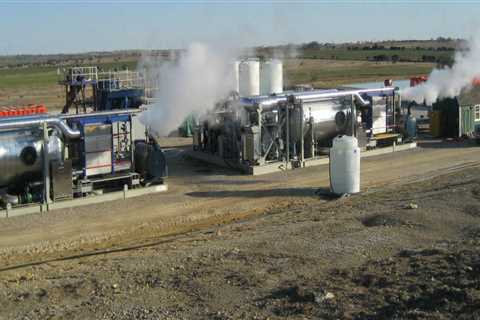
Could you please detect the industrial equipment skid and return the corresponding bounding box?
[0,109,168,218]
[0,184,168,218]
[188,142,417,175]
[191,87,417,175]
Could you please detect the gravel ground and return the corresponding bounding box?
[1,161,480,319]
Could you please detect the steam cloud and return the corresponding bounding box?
[402,34,480,105]
[139,43,238,137]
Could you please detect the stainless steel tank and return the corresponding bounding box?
[290,98,351,144]
[0,128,64,188]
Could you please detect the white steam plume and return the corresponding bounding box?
[139,43,238,137]
[402,35,480,105]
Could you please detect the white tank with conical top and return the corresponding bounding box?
[329,135,360,195]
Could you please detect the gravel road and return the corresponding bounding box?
[0,139,479,319]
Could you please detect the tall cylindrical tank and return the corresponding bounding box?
[260,59,283,95]
[239,60,260,97]
[232,60,240,93]
[406,114,417,139]
[329,135,360,195]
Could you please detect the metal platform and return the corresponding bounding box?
[188,142,417,175]
[0,184,168,219]
[58,66,147,113]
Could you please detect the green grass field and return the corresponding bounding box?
[0,60,139,108]
[284,59,434,87]
[0,67,58,90]
[0,59,433,90]
[0,60,138,90]
[0,56,436,109]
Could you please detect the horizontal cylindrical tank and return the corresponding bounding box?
[260,59,283,95]
[289,98,350,145]
[0,128,64,188]
[239,60,260,97]
[329,135,360,195]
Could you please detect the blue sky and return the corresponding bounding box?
[0,1,479,55]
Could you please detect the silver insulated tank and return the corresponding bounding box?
[290,97,350,145]
[0,128,64,188]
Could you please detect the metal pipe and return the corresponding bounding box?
[302,87,396,100]
[300,103,304,163]
[1,193,19,205]
[49,118,81,139]
[295,92,371,106]
[255,97,289,108]
[351,95,356,136]
[294,88,396,104]
[353,93,370,106]
[42,122,51,204]
[286,104,290,165]
[392,93,396,134]
[0,115,81,139]
[0,109,141,139]
[58,108,142,119]
[254,87,396,109]
[310,117,315,157]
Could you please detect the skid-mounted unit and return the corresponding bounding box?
[0,110,167,210]
[192,87,412,174]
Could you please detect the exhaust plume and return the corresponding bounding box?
[139,43,238,137]
[402,35,480,105]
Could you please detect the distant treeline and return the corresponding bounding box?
[301,41,456,51]
[363,54,453,67]
[278,38,458,66]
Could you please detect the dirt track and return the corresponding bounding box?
[1,139,480,319]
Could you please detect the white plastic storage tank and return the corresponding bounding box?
[329,135,360,195]
[260,59,283,95]
[239,59,260,97]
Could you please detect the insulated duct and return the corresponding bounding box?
[242,87,396,110]
[0,115,80,139]
[287,88,396,105]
